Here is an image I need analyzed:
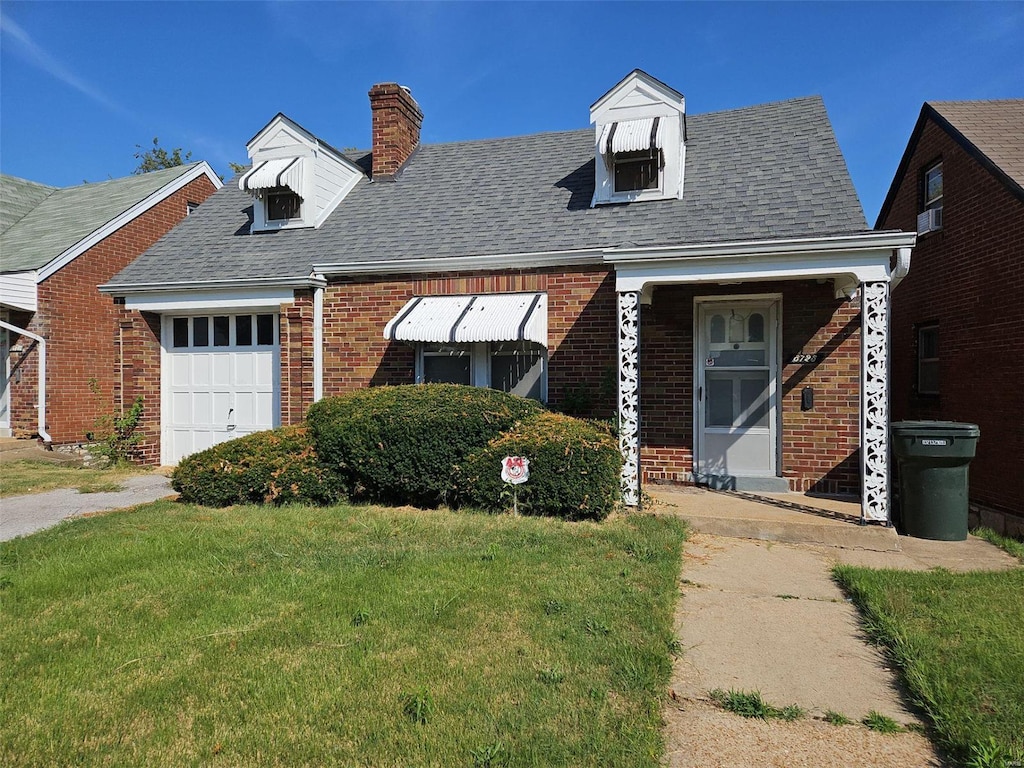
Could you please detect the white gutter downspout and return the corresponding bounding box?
[0,320,51,443]
[890,247,912,292]
[312,280,324,402]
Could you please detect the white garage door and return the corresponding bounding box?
[163,313,280,464]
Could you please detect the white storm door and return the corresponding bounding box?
[697,299,779,478]
[163,314,280,464]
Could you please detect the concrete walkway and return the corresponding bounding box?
[657,491,1019,768]
[0,474,175,541]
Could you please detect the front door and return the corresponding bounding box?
[696,298,779,481]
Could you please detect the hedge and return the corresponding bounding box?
[171,425,345,507]
[307,384,544,508]
[455,412,622,520]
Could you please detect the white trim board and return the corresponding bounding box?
[36,162,223,283]
[124,287,296,312]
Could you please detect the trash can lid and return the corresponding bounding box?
[891,420,980,437]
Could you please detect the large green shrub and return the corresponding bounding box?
[306,384,544,508]
[171,425,345,507]
[455,412,622,520]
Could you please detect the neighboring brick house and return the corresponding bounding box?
[1,163,221,446]
[103,71,915,524]
[877,100,1024,537]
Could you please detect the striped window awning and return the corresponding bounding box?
[384,293,547,347]
[238,157,305,194]
[599,117,664,155]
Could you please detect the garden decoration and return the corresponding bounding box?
[501,456,529,515]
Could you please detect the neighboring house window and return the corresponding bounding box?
[917,162,943,234]
[417,342,546,401]
[917,324,939,395]
[170,314,277,349]
[266,188,302,221]
[614,148,661,192]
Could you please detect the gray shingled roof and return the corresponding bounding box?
[107,96,869,288]
[1,164,201,274]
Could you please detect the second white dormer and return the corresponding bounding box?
[239,113,364,232]
[590,70,686,206]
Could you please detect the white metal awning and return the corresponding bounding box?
[599,117,664,154]
[384,293,547,346]
[238,157,305,193]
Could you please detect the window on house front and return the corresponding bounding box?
[266,188,302,221]
[169,314,278,349]
[418,342,546,401]
[917,324,939,395]
[613,149,661,193]
[923,163,943,211]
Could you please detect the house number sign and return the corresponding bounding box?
[788,353,820,364]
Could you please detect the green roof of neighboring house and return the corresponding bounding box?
[1,164,201,274]
[1,175,57,235]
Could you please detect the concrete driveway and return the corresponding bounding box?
[0,474,175,541]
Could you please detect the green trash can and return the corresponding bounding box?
[890,421,980,541]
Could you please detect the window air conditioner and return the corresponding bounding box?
[917,207,942,234]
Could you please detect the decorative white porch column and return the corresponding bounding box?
[618,291,641,506]
[860,281,890,523]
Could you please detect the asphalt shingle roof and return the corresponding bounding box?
[0,175,57,235]
[929,100,1024,189]
[1,164,201,274]
[107,96,869,288]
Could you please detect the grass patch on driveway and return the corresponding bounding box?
[0,459,149,497]
[834,564,1024,765]
[0,501,685,767]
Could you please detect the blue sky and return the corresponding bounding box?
[1,1,1021,222]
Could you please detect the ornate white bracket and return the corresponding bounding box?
[860,281,889,523]
[618,291,641,506]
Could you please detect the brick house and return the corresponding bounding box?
[102,71,915,523]
[1,163,221,445]
[876,100,1024,537]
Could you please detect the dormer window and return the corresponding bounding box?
[614,148,662,192]
[590,70,685,206]
[266,188,302,221]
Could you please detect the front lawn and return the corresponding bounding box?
[0,501,685,767]
[0,459,149,497]
[834,564,1024,766]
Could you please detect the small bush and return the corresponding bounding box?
[455,412,621,520]
[171,425,345,507]
[307,385,543,508]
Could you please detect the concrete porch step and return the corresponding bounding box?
[648,486,900,552]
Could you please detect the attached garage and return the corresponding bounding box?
[161,312,279,464]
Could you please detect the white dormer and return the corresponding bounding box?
[590,70,686,206]
[239,113,364,232]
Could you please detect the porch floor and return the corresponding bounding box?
[645,484,900,552]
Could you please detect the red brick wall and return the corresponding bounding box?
[113,308,163,464]
[369,83,423,179]
[8,174,217,446]
[640,281,862,494]
[881,118,1024,518]
[302,267,619,418]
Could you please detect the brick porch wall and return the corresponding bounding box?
[7,175,217,445]
[640,280,862,495]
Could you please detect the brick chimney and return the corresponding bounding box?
[369,83,423,180]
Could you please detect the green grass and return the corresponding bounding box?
[0,501,686,767]
[708,689,804,721]
[862,710,904,734]
[823,709,854,726]
[834,564,1024,764]
[0,459,148,497]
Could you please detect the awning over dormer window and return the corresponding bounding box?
[384,293,548,346]
[599,117,664,155]
[238,158,305,194]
